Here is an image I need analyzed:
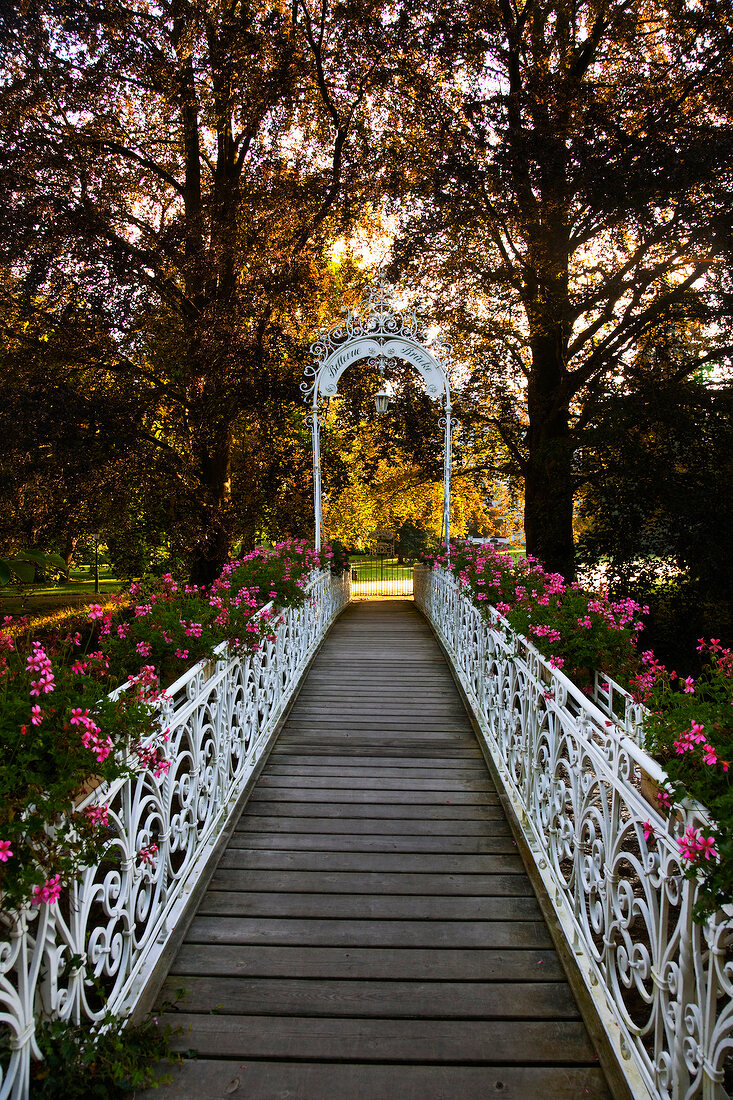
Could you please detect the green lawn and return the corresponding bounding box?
[349,557,415,582]
[349,549,525,582]
[1,567,125,620]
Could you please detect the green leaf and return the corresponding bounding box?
[15,550,47,566]
[0,560,11,586]
[10,550,68,578]
[8,559,36,583]
[44,552,69,575]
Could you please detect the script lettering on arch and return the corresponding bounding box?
[381,339,447,398]
[317,336,448,399]
[318,338,382,396]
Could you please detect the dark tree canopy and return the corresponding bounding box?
[577,374,733,602]
[0,0,394,580]
[1,0,732,593]
[388,0,733,577]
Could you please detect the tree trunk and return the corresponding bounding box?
[521,187,574,579]
[523,328,575,580]
[63,533,77,572]
[523,435,575,580]
[188,416,234,587]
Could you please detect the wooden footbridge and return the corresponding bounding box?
[4,255,725,1097]
[146,601,612,1099]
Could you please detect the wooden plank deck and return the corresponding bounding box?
[149,600,611,1099]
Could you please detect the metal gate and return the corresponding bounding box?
[349,555,414,598]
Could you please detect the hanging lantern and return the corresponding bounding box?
[374,388,390,415]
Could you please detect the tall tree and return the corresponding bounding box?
[390,0,733,577]
[1,0,391,581]
[0,275,181,564]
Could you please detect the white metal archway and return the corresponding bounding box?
[302,275,453,549]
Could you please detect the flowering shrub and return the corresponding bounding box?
[0,540,334,910]
[639,640,733,914]
[425,542,646,690]
[323,539,349,575]
[0,624,161,909]
[425,544,732,918]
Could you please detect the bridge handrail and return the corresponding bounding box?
[0,567,351,1100]
[590,669,648,747]
[415,564,733,1100]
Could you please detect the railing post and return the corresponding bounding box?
[672,873,695,1100]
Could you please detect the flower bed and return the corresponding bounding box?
[425,543,647,688]
[424,542,732,916]
[634,640,733,914]
[0,540,336,911]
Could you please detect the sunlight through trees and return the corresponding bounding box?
[1,0,731,599]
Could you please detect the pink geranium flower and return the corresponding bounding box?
[656,790,672,811]
[70,708,112,763]
[688,721,706,743]
[138,843,158,867]
[83,804,109,827]
[677,826,720,864]
[696,835,719,860]
[0,840,13,862]
[31,875,62,906]
[27,642,55,696]
[702,744,718,766]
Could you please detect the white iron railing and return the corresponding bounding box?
[415,565,733,1100]
[591,669,647,746]
[0,568,350,1100]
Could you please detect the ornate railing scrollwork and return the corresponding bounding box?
[414,564,733,1100]
[0,569,351,1100]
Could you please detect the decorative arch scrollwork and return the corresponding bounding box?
[303,273,454,548]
